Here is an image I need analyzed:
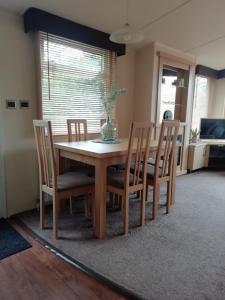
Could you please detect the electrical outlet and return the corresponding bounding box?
[19,99,29,109]
[6,99,16,109]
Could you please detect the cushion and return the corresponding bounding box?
[57,172,94,191]
[146,164,155,179]
[107,171,134,189]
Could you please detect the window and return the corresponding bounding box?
[192,76,210,131]
[39,32,116,135]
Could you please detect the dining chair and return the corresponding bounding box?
[107,121,154,234]
[67,119,87,141]
[67,118,95,214]
[33,120,94,239]
[146,120,180,220]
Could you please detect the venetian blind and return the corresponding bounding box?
[39,32,116,135]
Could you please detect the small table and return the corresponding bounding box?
[55,139,160,238]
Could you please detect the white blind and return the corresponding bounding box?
[39,32,116,135]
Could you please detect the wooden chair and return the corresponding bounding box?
[33,120,94,239]
[107,121,154,234]
[146,120,180,220]
[67,118,94,214]
[67,119,87,141]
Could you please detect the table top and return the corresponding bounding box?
[55,139,159,159]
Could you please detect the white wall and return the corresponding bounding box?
[133,43,155,122]
[0,106,7,218]
[0,10,38,217]
[208,78,225,118]
[0,9,136,217]
[116,47,136,137]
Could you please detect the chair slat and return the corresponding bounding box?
[67,119,87,142]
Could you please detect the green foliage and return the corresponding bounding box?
[98,80,127,117]
[191,128,200,138]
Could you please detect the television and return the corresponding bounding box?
[200,118,225,140]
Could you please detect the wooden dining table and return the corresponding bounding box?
[55,139,176,239]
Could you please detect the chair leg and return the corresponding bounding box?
[152,184,160,220]
[166,181,172,214]
[123,193,129,234]
[53,193,60,239]
[145,183,149,202]
[69,197,73,215]
[40,190,45,229]
[140,188,146,226]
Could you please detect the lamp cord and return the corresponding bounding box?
[125,0,129,25]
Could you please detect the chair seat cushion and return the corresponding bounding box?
[146,164,155,179]
[107,171,134,189]
[146,164,164,179]
[57,172,94,191]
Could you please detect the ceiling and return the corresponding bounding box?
[1,0,225,69]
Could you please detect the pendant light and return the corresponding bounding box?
[109,0,144,44]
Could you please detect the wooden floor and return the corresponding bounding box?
[0,221,126,300]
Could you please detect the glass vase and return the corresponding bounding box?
[100,116,117,142]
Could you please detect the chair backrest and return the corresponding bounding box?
[67,119,87,142]
[33,120,56,189]
[155,120,180,179]
[126,121,154,188]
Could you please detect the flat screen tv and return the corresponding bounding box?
[200,118,225,139]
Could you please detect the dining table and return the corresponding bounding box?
[54,139,176,239]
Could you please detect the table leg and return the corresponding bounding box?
[55,149,63,175]
[94,160,107,238]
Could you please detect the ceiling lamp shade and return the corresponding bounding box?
[109,23,144,44]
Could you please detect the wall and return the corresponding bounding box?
[0,9,136,217]
[0,106,6,218]
[133,43,155,122]
[0,10,38,217]
[208,78,225,118]
[116,47,136,137]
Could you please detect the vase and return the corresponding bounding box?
[192,137,197,143]
[100,116,117,142]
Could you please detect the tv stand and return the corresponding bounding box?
[187,140,225,171]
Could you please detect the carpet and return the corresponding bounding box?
[0,219,31,260]
[18,170,225,299]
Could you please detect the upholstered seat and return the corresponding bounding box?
[107,171,134,188]
[147,163,165,178]
[57,172,94,191]
[146,164,155,179]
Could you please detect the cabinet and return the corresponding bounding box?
[187,143,208,172]
[208,145,225,167]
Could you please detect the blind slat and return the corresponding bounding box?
[39,31,116,135]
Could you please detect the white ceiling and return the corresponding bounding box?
[1,0,225,69]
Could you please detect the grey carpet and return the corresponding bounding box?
[18,170,225,300]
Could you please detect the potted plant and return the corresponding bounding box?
[191,128,200,143]
[98,80,127,141]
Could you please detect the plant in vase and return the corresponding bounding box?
[98,80,127,141]
[190,128,200,143]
